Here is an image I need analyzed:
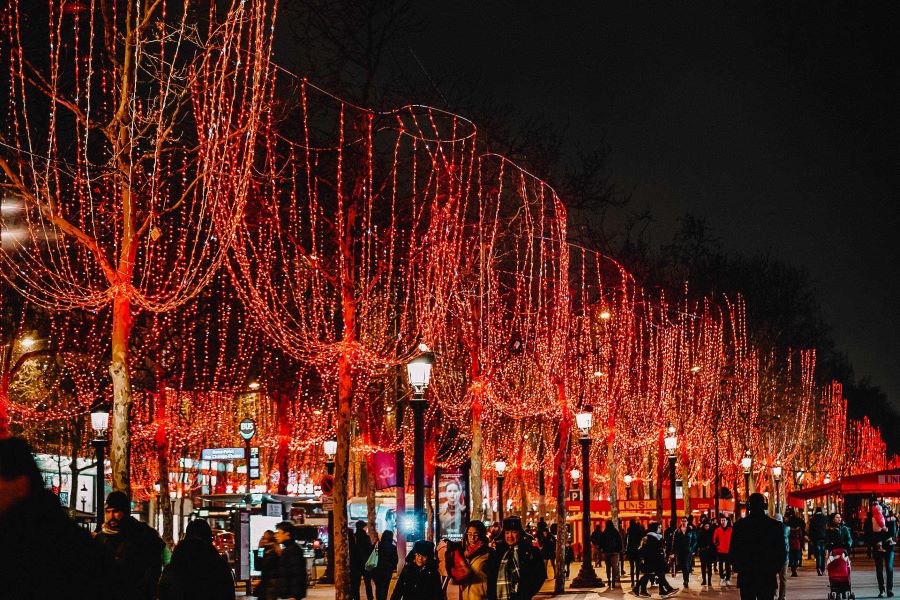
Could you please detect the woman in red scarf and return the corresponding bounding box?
[450,520,494,600]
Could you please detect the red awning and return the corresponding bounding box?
[788,468,900,501]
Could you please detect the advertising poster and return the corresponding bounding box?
[437,470,467,541]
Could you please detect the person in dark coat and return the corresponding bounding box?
[672,518,693,588]
[274,521,307,600]
[0,437,105,599]
[601,519,623,587]
[808,507,828,575]
[697,520,716,586]
[95,490,166,600]
[350,521,375,600]
[487,516,546,600]
[635,522,677,597]
[255,530,279,600]
[536,528,556,576]
[729,493,786,600]
[157,518,234,600]
[372,530,399,600]
[625,520,645,585]
[390,539,443,600]
[590,524,604,568]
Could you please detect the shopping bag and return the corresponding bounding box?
[364,546,379,572]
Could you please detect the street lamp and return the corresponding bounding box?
[741,451,752,518]
[90,408,110,531]
[624,474,633,500]
[664,423,678,528]
[406,345,434,540]
[495,459,507,523]
[572,407,602,588]
[322,438,337,583]
[772,465,783,514]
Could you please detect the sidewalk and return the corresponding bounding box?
[241,557,889,599]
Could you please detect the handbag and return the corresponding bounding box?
[364,546,379,572]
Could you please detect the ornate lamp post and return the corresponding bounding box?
[572,407,602,588]
[624,474,633,501]
[90,408,110,531]
[741,451,753,518]
[321,438,337,583]
[772,465,783,514]
[406,346,434,540]
[495,459,507,523]
[664,423,678,528]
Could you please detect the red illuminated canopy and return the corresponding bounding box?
[789,468,900,502]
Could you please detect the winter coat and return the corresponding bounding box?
[486,540,546,600]
[640,532,667,574]
[590,527,604,549]
[351,530,375,573]
[0,489,105,599]
[728,513,786,590]
[254,545,279,600]
[537,532,556,560]
[601,526,623,553]
[672,529,692,556]
[458,544,492,600]
[96,515,166,600]
[713,525,732,554]
[626,523,645,554]
[698,527,716,559]
[808,512,827,541]
[374,540,399,579]
[390,557,443,600]
[825,524,852,551]
[276,542,307,599]
[157,538,234,600]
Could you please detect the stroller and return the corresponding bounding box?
[826,548,855,600]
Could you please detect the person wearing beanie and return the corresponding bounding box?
[95,490,166,600]
[486,517,546,600]
[728,493,786,600]
[390,539,442,600]
[350,520,375,600]
[0,437,105,598]
[157,519,234,600]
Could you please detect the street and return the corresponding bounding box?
[238,556,890,599]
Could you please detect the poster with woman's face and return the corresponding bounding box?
[438,471,467,541]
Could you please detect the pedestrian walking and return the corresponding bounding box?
[809,507,828,575]
[350,521,375,600]
[95,490,166,600]
[372,530,399,600]
[591,524,604,569]
[273,521,307,600]
[697,520,716,586]
[786,510,805,576]
[729,493,786,600]
[0,436,105,599]
[825,512,853,552]
[601,519,623,587]
[390,539,443,600]
[157,518,234,600]
[486,516,546,600]
[536,527,556,580]
[635,522,678,598]
[450,520,492,600]
[871,503,897,597]
[672,518,693,588]
[713,515,733,585]
[626,520,645,585]
[255,530,279,600]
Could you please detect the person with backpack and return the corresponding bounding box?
[808,507,828,575]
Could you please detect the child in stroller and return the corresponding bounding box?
[826,547,854,600]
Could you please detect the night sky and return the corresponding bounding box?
[408,2,900,406]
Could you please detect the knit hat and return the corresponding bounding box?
[105,491,131,515]
[502,516,524,532]
[412,539,435,557]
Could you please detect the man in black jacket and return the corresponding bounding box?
[729,493,786,600]
[95,490,165,600]
[350,520,375,600]
[0,437,105,599]
[275,521,308,600]
[487,517,546,600]
[809,507,828,575]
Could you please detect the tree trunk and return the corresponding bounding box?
[681,460,691,516]
[110,292,134,494]
[608,439,620,531]
[275,387,292,495]
[538,468,546,520]
[426,486,434,540]
[334,347,353,600]
[555,441,569,594]
[366,459,377,543]
[470,398,483,520]
[69,420,81,511]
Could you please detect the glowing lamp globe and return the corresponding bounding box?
[741,452,752,472]
[575,408,593,436]
[664,423,677,453]
[570,468,580,482]
[494,459,507,477]
[772,465,783,479]
[91,409,109,435]
[623,474,633,487]
[323,439,337,458]
[406,347,435,391]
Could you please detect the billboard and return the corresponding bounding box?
[437,470,467,541]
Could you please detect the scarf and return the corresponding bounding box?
[466,541,485,558]
[101,523,121,536]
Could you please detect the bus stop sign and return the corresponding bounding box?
[239,418,256,440]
